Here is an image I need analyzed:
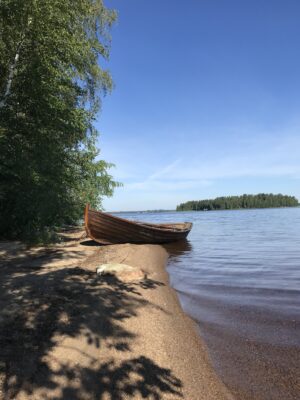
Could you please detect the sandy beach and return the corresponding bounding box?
[0,231,233,400]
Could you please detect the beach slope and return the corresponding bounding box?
[0,232,232,400]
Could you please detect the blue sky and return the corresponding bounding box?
[97,0,300,211]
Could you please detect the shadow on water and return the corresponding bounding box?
[162,240,193,261]
[0,252,183,399]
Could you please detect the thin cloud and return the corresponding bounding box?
[148,159,182,180]
[103,132,300,211]
[126,179,212,191]
[145,135,300,182]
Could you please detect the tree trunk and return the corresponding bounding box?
[0,17,32,109]
[0,47,21,108]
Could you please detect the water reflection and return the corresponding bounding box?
[162,240,193,260]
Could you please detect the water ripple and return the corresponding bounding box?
[116,207,300,400]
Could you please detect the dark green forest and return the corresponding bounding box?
[0,1,120,241]
[177,194,299,211]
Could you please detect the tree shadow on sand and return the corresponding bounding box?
[0,253,182,399]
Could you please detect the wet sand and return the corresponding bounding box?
[0,232,232,400]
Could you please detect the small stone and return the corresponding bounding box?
[96,263,145,282]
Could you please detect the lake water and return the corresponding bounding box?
[114,208,300,399]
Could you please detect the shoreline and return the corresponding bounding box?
[0,232,233,399]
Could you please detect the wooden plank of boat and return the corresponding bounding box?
[84,204,192,244]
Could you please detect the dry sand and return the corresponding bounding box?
[0,231,233,400]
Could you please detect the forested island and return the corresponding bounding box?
[176,194,299,211]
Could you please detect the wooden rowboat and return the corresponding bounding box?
[84,204,192,244]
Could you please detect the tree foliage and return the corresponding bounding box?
[0,0,120,240]
[177,194,299,211]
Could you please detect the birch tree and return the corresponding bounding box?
[0,0,120,240]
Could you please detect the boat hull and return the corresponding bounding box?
[84,205,192,244]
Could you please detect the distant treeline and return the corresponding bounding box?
[176,194,299,211]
